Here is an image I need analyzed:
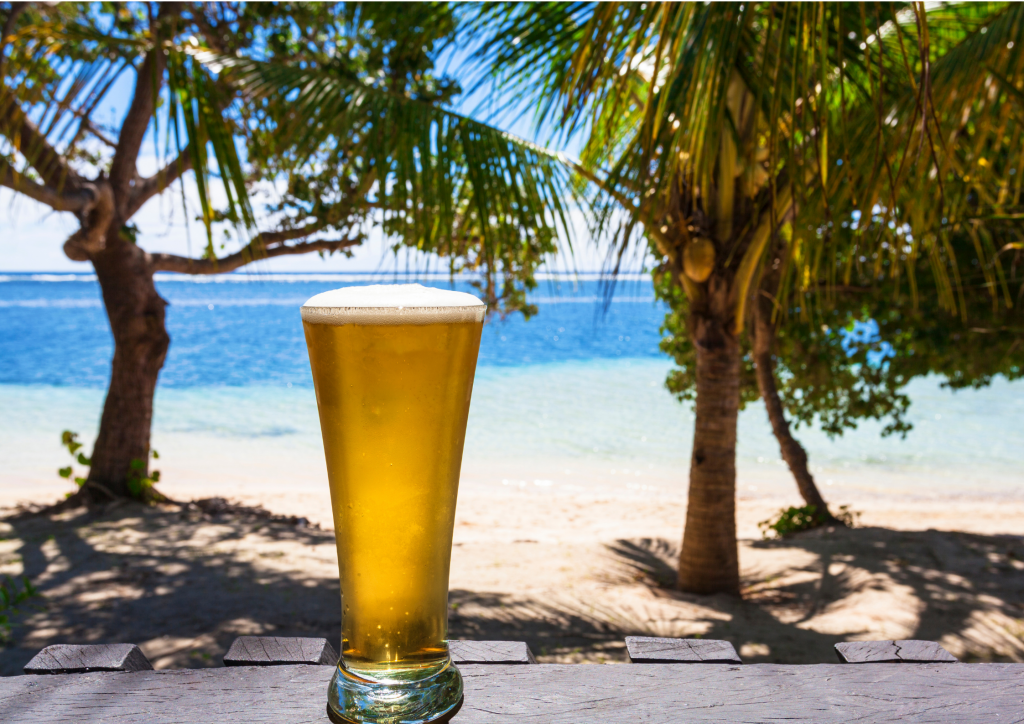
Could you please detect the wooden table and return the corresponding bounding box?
[2,637,1021,723]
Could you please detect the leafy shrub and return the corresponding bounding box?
[759,504,860,539]
[58,430,90,492]
[58,430,161,500]
[127,456,161,497]
[0,576,38,643]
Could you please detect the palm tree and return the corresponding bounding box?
[0,3,576,505]
[475,2,1023,593]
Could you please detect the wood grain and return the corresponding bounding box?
[450,641,536,665]
[835,640,958,664]
[220,638,533,667]
[223,637,338,667]
[22,644,152,675]
[625,636,742,664]
[2,663,1022,722]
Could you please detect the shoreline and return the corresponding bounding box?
[4,367,1024,510]
[5,443,1024,537]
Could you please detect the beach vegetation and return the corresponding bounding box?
[1,3,576,506]
[474,2,1022,594]
[0,575,38,644]
[759,504,860,539]
[691,200,1024,534]
[58,430,90,492]
[126,454,162,499]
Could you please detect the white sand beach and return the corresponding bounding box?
[2,475,1023,673]
[2,366,1023,673]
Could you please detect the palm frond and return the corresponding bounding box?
[474,1,1022,326]
[165,48,255,257]
[194,51,582,289]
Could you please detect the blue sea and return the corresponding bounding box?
[0,272,663,387]
[2,271,1023,505]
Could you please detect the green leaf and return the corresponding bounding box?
[192,51,582,308]
[61,430,82,455]
[119,223,140,244]
[58,467,72,479]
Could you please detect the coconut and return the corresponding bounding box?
[683,238,715,282]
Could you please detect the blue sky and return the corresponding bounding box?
[1,26,626,274]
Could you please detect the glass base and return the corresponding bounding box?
[327,658,464,724]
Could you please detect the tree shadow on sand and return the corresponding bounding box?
[0,506,1021,673]
[0,502,342,675]
[603,526,1024,663]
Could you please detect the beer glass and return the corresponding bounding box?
[302,284,485,724]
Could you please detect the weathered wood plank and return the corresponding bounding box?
[835,640,958,664]
[223,637,338,667]
[2,663,1022,723]
[220,638,532,667]
[625,636,742,664]
[23,644,152,675]
[450,641,536,665]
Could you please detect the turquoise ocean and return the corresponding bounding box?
[2,271,1023,508]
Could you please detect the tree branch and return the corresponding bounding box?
[149,231,361,275]
[83,118,119,149]
[64,62,130,152]
[126,146,193,217]
[0,166,92,212]
[109,4,181,215]
[67,107,121,151]
[0,3,28,78]
[0,91,79,190]
[108,51,162,215]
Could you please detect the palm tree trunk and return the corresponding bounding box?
[753,297,836,522]
[81,239,169,503]
[677,302,741,595]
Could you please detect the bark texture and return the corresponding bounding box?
[84,238,169,501]
[753,292,836,521]
[677,275,741,595]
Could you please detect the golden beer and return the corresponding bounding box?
[302,284,483,723]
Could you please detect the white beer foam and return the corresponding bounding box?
[301,284,485,326]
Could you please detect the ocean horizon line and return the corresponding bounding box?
[0,270,653,284]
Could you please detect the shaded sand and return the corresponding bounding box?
[1,488,1023,675]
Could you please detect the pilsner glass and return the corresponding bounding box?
[301,284,485,724]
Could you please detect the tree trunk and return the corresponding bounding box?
[752,296,837,523]
[81,238,169,503]
[677,280,741,595]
